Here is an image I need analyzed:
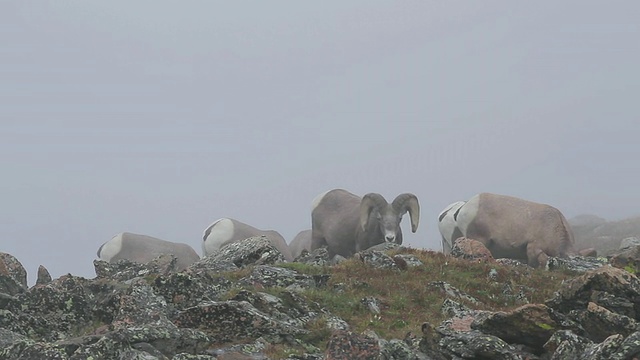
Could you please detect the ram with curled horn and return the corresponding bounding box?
[310,189,420,258]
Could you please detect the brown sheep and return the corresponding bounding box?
[455,193,576,267]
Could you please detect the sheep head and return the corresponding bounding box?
[360,193,420,243]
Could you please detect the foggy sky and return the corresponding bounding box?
[2,2,639,284]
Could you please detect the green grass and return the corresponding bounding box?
[222,247,580,352]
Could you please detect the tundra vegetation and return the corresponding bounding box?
[1,239,623,359]
[215,247,577,358]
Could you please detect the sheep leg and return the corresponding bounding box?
[526,243,549,268]
[310,233,327,252]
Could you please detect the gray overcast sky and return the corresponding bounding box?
[2,2,639,284]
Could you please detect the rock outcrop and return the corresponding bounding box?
[2,236,640,359]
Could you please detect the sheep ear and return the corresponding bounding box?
[360,193,387,231]
[393,194,420,233]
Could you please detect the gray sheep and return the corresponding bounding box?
[96,232,200,270]
[202,217,293,261]
[289,229,312,259]
[310,189,420,258]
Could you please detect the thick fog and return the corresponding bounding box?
[2,2,639,284]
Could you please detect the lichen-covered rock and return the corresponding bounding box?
[0,274,24,297]
[0,328,29,350]
[324,315,350,332]
[581,333,625,359]
[546,256,609,273]
[8,274,95,341]
[0,253,27,296]
[609,330,640,360]
[324,330,380,360]
[294,247,332,267]
[112,279,170,326]
[437,311,480,336]
[172,354,215,360]
[439,330,530,360]
[500,283,532,305]
[205,236,286,268]
[185,256,238,274]
[62,336,128,359]
[361,329,429,360]
[0,341,69,360]
[546,266,640,317]
[36,265,53,286]
[130,343,171,359]
[495,258,531,269]
[360,296,382,315]
[174,300,306,345]
[205,337,271,359]
[418,322,442,355]
[428,281,480,305]
[151,271,233,310]
[239,265,328,290]
[441,298,471,318]
[543,330,593,360]
[378,338,431,360]
[94,254,180,282]
[609,244,640,274]
[111,319,210,357]
[231,290,313,329]
[363,242,401,254]
[392,254,424,268]
[0,252,27,290]
[569,302,639,343]
[471,303,583,349]
[355,250,400,270]
[589,290,636,319]
[0,292,18,309]
[450,237,495,263]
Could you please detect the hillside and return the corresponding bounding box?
[571,214,640,256]
[0,237,638,359]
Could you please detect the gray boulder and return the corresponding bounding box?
[0,252,27,295]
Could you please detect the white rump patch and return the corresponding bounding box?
[456,195,480,237]
[202,218,235,256]
[438,201,466,253]
[311,189,332,211]
[438,201,466,222]
[98,233,124,262]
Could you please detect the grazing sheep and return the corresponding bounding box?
[454,193,576,267]
[437,201,466,255]
[202,218,293,261]
[289,229,312,259]
[96,232,200,270]
[310,189,420,258]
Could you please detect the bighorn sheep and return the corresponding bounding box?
[454,193,576,267]
[96,232,200,270]
[202,218,293,261]
[289,229,312,259]
[437,201,466,254]
[310,189,420,258]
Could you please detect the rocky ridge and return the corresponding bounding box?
[1,236,640,359]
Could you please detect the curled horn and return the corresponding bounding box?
[392,193,420,233]
[360,193,388,231]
